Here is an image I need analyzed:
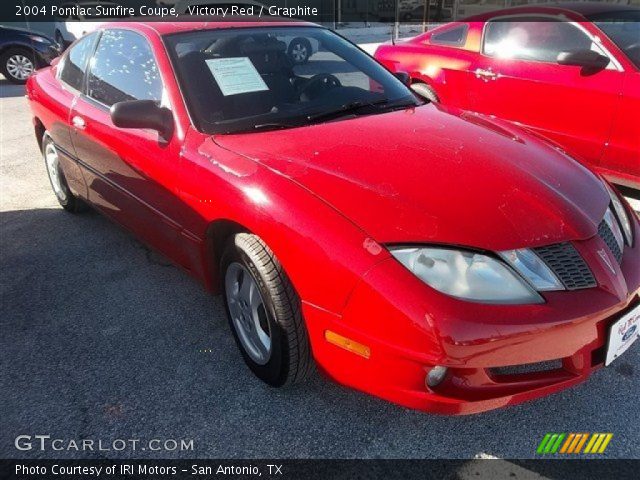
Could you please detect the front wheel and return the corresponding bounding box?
[221,233,313,387]
[42,134,87,212]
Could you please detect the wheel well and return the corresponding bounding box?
[34,118,45,153]
[205,219,248,293]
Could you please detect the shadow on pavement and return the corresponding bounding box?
[1,207,638,460]
[0,78,25,98]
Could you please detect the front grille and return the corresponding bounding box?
[598,220,623,263]
[533,243,596,290]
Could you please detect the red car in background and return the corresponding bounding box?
[26,20,640,414]
[375,3,640,190]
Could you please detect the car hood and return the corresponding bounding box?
[213,105,608,251]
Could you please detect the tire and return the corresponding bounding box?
[221,233,313,387]
[411,82,439,103]
[287,38,312,65]
[42,133,88,213]
[1,47,37,84]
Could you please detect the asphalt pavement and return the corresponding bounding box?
[1,79,639,460]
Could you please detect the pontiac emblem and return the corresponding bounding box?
[598,249,616,274]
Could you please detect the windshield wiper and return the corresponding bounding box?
[252,122,301,132]
[306,98,416,123]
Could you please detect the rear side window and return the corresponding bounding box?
[87,29,162,107]
[430,25,468,46]
[59,32,98,91]
[483,19,594,62]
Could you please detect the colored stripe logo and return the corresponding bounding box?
[537,433,613,454]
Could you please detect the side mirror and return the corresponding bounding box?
[110,100,173,138]
[394,71,411,86]
[557,50,610,71]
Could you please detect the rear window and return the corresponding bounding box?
[430,24,468,46]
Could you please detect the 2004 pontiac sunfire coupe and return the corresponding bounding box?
[26,20,640,414]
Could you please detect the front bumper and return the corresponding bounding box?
[304,214,640,415]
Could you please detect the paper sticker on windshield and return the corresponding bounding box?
[206,57,268,96]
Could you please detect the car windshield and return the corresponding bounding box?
[589,11,640,69]
[164,26,420,134]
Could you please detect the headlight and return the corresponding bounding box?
[604,183,633,246]
[390,247,542,304]
[499,249,564,291]
[28,35,50,44]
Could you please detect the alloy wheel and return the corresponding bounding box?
[6,54,34,81]
[225,262,272,365]
[291,43,308,63]
[44,141,67,203]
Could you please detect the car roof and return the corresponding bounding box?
[101,18,319,36]
[463,2,639,22]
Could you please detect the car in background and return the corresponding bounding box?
[26,21,640,414]
[375,4,640,190]
[54,1,125,47]
[0,26,61,84]
[175,0,319,63]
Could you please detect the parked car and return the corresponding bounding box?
[54,1,124,47]
[0,27,61,84]
[27,21,640,414]
[176,0,319,64]
[375,4,640,190]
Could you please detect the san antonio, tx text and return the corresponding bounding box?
[16,464,284,476]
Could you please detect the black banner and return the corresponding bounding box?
[1,459,639,480]
[2,1,638,25]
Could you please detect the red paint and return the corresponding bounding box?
[375,4,640,189]
[26,21,640,414]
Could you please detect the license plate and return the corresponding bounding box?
[605,302,640,366]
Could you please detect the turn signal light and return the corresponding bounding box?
[324,330,370,359]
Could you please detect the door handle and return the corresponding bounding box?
[72,115,86,129]
[475,68,498,81]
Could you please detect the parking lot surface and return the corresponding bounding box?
[1,79,639,459]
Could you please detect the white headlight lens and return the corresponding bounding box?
[499,249,564,291]
[605,183,632,245]
[28,35,48,44]
[390,247,542,304]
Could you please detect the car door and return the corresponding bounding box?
[43,31,99,198]
[600,70,640,187]
[466,17,623,168]
[70,28,190,267]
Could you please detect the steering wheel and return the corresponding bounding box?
[298,73,341,100]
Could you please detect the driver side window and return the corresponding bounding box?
[86,29,162,107]
[483,19,597,63]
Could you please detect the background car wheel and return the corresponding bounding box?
[411,82,440,103]
[42,134,87,213]
[221,233,313,387]
[1,48,36,84]
[288,38,312,65]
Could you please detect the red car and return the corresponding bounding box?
[374,3,640,190]
[27,20,640,415]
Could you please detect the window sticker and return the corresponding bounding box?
[205,57,269,96]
